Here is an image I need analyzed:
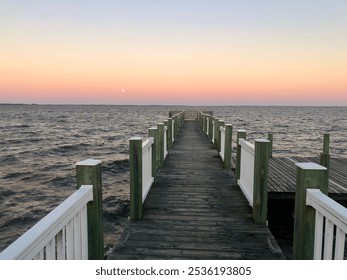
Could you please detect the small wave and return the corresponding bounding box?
[50,143,91,155]
[3,171,31,180]
[0,155,20,165]
[46,175,75,188]
[12,124,31,129]
[103,158,129,175]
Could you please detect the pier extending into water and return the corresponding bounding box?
[108,117,283,259]
[1,110,346,260]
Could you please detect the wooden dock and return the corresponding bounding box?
[231,156,347,200]
[108,120,285,260]
[269,157,347,199]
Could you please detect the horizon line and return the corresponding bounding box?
[1,102,347,107]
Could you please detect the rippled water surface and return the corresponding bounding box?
[0,105,346,252]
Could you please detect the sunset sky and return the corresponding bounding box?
[1,0,347,105]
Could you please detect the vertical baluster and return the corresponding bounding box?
[74,211,82,259]
[313,212,324,259]
[66,219,74,260]
[56,229,66,260]
[334,228,346,260]
[323,219,334,259]
[45,238,56,260]
[80,205,89,260]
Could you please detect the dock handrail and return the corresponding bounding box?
[130,111,185,220]
[238,138,255,206]
[0,185,93,260]
[219,126,226,161]
[306,189,347,260]
[0,159,104,260]
[142,137,155,202]
[293,161,346,259]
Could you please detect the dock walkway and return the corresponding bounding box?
[108,120,285,259]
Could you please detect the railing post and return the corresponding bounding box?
[213,118,219,147]
[267,133,273,158]
[148,127,157,182]
[293,162,328,260]
[320,133,330,194]
[76,159,104,260]
[167,118,173,149]
[157,123,165,167]
[129,137,142,220]
[174,115,178,139]
[208,115,213,141]
[253,139,270,224]
[223,124,233,169]
[235,129,247,184]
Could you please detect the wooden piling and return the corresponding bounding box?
[253,139,270,224]
[208,115,213,141]
[293,162,328,260]
[213,118,219,147]
[76,159,104,260]
[267,133,273,158]
[320,133,330,194]
[224,124,233,169]
[174,116,178,139]
[129,137,142,220]
[235,130,247,184]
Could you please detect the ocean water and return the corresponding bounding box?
[0,104,346,253]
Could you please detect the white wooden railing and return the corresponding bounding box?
[142,137,154,202]
[306,189,347,260]
[238,138,255,206]
[219,126,226,161]
[0,185,93,260]
[206,117,209,136]
[212,120,215,144]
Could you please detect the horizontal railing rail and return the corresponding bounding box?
[306,189,347,260]
[0,185,93,260]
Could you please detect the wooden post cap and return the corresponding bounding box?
[76,159,102,166]
[295,162,327,170]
